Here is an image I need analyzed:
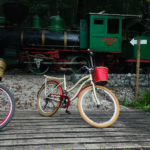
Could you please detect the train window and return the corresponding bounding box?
[93,19,104,33]
[94,20,103,25]
[107,19,119,34]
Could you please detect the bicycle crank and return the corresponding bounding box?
[60,95,70,108]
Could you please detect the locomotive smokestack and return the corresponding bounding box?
[2,0,28,26]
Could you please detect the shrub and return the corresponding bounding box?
[120,89,150,112]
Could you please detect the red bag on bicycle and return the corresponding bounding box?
[92,67,108,86]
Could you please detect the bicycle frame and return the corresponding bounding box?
[43,50,101,105]
[44,74,100,105]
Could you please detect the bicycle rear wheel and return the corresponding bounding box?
[0,85,15,130]
[37,81,63,117]
[78,85,119,128]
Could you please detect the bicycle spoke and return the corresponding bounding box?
[37,81,61,116]
[0,111,8,118]
[78,85,119,127]
[0,85,15,129]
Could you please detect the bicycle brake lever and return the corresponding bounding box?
[76,68,82,73]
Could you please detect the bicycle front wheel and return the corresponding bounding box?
[0,85,15,130]
[37,81,62,117]
[78,85,119,128]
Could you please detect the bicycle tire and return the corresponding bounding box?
[37,81,62,117]
[78,85,119,128]
[0,85,15,130]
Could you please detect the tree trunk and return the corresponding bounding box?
[145,0,150,18]
[76,0,84,25]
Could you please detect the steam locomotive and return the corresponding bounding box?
[0,0,150,74]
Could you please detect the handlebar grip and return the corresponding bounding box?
[87,49,90,54]
[87,49,93,56]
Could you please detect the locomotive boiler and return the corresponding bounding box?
[0,0,86,74]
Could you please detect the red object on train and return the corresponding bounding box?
[93,67,108,86]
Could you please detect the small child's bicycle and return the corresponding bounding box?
[0,59,15,130]
[37,50,119,128]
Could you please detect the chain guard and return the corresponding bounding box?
[60,95,70,108]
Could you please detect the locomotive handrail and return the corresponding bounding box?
[23,61,87,65]
[0,26,79,32]
[27,44,80,48]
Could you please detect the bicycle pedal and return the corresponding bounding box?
[65,110,71,114]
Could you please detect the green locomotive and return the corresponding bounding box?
[0,0,149,74]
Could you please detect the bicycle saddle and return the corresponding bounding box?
[59,67,73,73]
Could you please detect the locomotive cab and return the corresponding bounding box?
[80,13,142,72]
[80,13,141,53]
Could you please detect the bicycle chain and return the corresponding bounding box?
[60,95,70,108]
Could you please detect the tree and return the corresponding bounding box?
[76,0,84,25]
[1,0,150,28]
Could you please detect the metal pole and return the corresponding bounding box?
[134,39,141,102]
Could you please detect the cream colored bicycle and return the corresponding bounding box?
[37,50,119,128]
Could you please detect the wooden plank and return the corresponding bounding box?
[85,143,150,149]
[0,132,149,140]
[11,117,150,121]
[14,110,149,115]
[13,110,150,115]
[3,122,150,130]
[0,110,150,149]
[0,137,150,146]
[6,122,150,127]
[0,128,98,134]
[10,119,150,124]
[7,119,150,125]
[14,110,146,114]
[0,144,86,150]
[0,127,148,134]
[1,143,150,150]
[14,110,141,113]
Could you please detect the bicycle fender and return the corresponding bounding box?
[77,84,92,97]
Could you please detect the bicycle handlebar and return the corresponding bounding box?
[76,49,95,73]
[87,49,94,68]
[87,49,93,56]
[77,66,93,73]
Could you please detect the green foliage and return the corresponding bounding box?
[120,97,128,106]
[120,89,150,112]
[1,0,150,27]
[100,148,105,150]
[0,0,78,28]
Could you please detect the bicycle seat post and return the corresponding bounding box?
[64,74,66,91]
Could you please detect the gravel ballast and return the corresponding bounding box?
[0,75,149,111]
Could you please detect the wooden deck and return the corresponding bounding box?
[0,110,150,150]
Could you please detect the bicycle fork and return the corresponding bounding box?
[90,75,101,106]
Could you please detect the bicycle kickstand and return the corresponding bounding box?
[65,107,71,114]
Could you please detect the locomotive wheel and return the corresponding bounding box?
[141,67,150,74]
[28,54,49,75]
[71,56,90,74]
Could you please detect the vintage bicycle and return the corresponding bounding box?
[37,50,119,128]
[0,59,15,130]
